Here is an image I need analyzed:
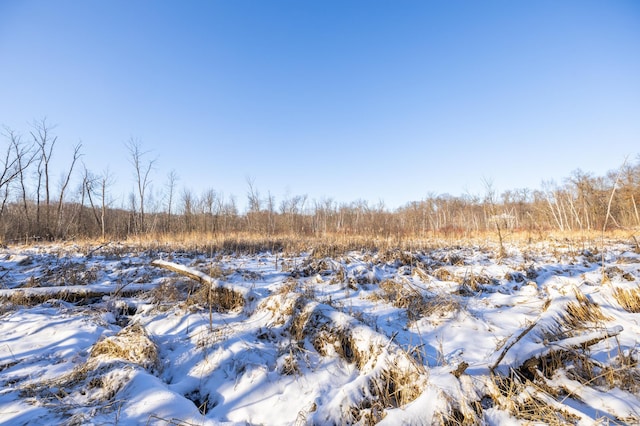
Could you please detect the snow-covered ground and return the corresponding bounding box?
[1,241,639,425]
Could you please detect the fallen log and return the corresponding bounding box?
[0,282,157,305]
[150,259,256,311]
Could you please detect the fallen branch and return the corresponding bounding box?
[490,320,538,374]
[517,326,624,380]
[542,326,622,355]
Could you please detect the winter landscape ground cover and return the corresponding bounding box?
[1,238,640,425]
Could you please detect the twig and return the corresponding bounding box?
[490,320,537,374]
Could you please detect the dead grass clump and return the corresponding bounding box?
[487,375,580,425]
[439,252,465,266]
[377,249,421,267]
[312,328,424,423]
[3,286,113,306]
[603,266,635,282]
[287,297,312,341]
[8,290,31,305]
[42,262,100,286]
[149,278,187,304]
[91,323,159,371]
[18,360,128,411]
[423,293,462,320]
[188,283,244,312]
[550,349,616,390]
[259,292,300,327]
[604,266,625,279]
[432,267,453,281]
[522,336,640,394]
[454,271,495,293]
[347,367,425,426]
[328,266,346,284]
[600,351,640,394]
[504,272,525,283]
[561,289,610,329]
[412,266,431,282]
[22,276,40,288]
[294,258,335,278]
[374,279,434,322]
[373,367,424,409]
[311,326,365,368]
[278,347,302,376]
[276,277,299,295]
[613,286,640,312]
[196,264,228,279]
[520,325,636,395]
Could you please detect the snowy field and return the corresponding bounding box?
[1,240,640,425]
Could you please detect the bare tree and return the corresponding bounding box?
[0,129,35,226]
[55,143,82,237]
[201,188,218,234]
[82,166,100,234]
[126,138,155,234]
[31,118,57,236]
[100,169,114,240]
[165,170,178,233]
[181,188,194,232]
[246,177,261,232]
[83,166,114,240]
[483,178,507,258]
[14,132,36,233]
[246,177,261,213]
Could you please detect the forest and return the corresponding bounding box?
[1,119,639,244]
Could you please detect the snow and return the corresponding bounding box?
[1,241,640,424]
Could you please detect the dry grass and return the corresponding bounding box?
[4,288,101,306]
[10,228,636,259]
[453,271,496,295]
[186,283,244,312]
[311,326,364,367]
[91,323,159,371]
[561,288,610,330]
[44,262,100,286]
[287,297,312,341]
[278,346,302,376]
[422,293,462,320]
[16,325,157,418]
[288,300,426,424]
[375,279,425,313]
[8,289,31,306]
[149,278,189,305]
[613,286,640,312]
[432,267,453,281]
[349,366,425,426]
[486,375,581,425]
[376,248,422,267]
[374,279,462,322]
[259,291,300,328]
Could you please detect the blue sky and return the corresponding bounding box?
[1,1,639,210]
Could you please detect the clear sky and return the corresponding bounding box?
[1,0,639,211]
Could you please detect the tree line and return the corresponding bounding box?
[1,119,639,243]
